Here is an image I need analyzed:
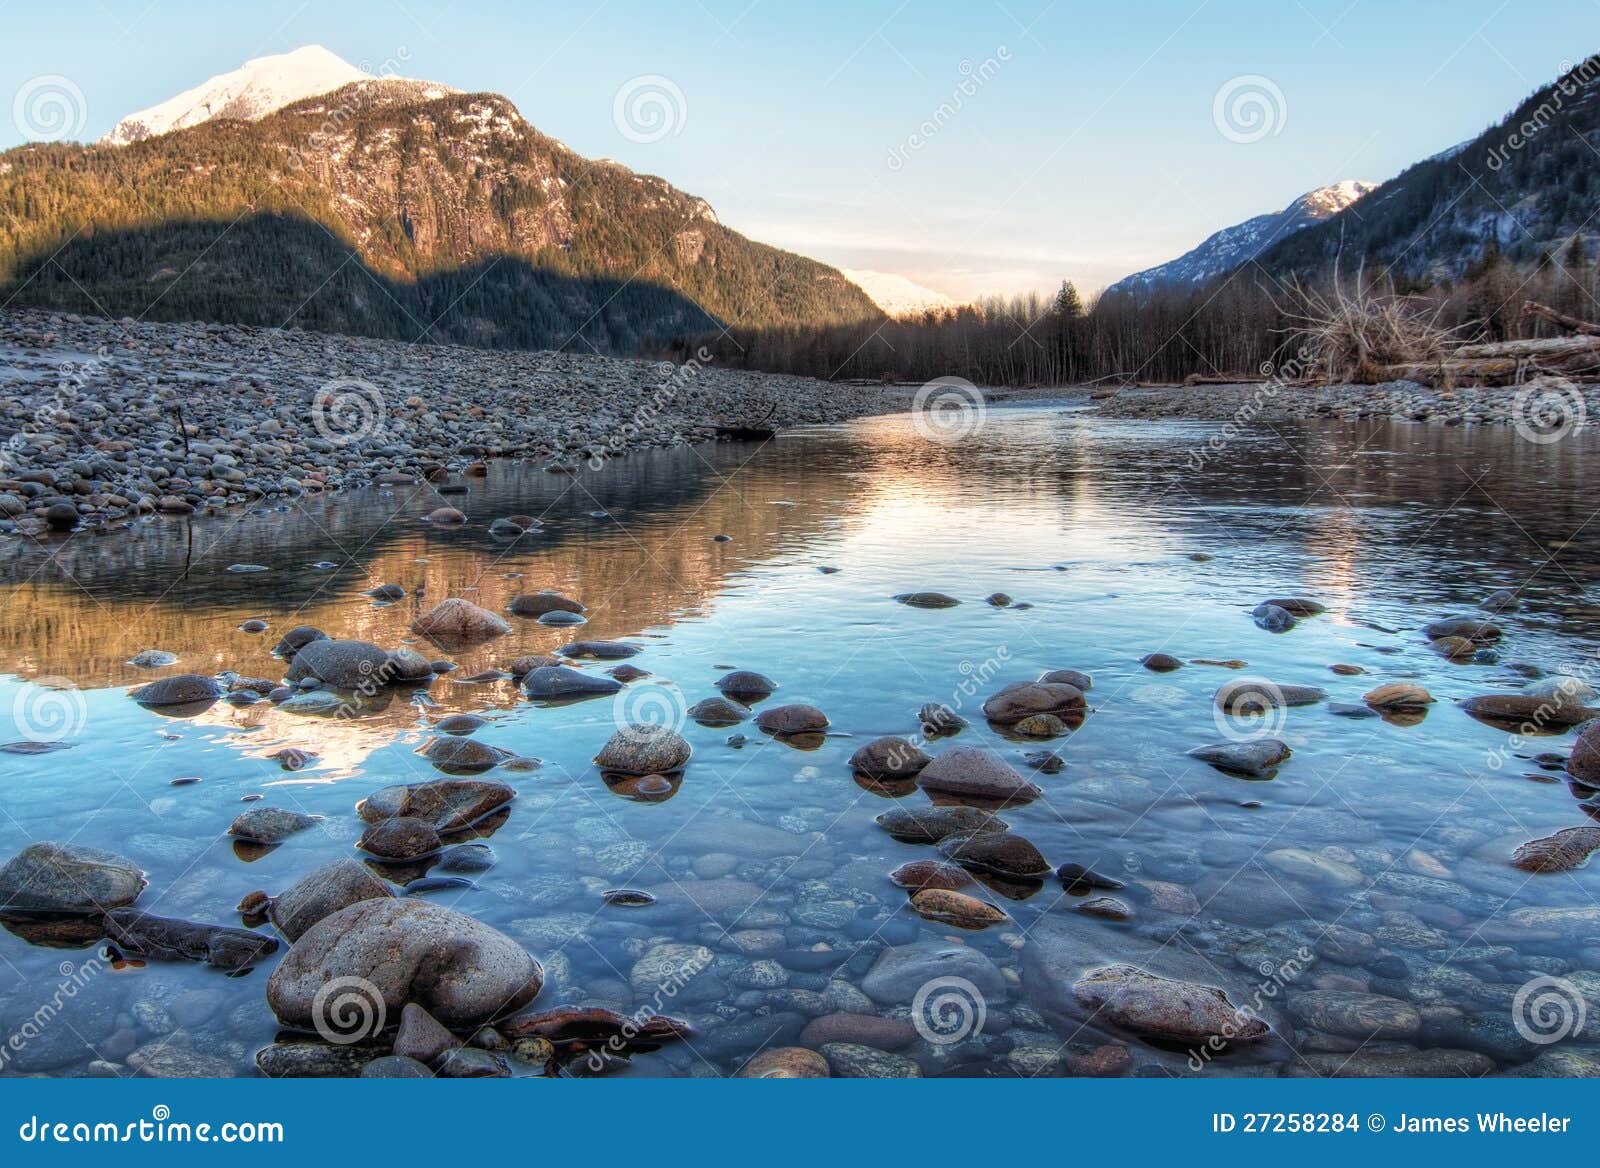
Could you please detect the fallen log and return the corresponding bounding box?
[1523,300,1600,337]
[1455,334,1600,360]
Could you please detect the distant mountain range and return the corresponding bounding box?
[1257,55,1600,284]
[0,46,879,353]
[1107,180,1376,297]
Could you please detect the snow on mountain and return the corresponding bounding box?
[105,46,381,145]
[843,269,958,316]
[1106,180,1378,297]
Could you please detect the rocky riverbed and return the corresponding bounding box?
[1094,378,1599,429]
[0,309,905,536]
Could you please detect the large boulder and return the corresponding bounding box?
[287,639,390,689]
[270,859,394,942]
[1572,720,1600,786]
[266,899,543,1029]
[411,599,512,647]
[915,747,1042,806]
[0,842,144,914]
[981,681,1086,725]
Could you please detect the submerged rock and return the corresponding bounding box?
[1214,679,1325,713]
[412,599,512,646]
[1073,964,1270,1043]
[1141,652,1182,672]
[876,805,1008,844]
[860,941,1005,1004]
[266,899,543,1029]
[736,1047,830,1078]
[1251,603,1297,632]
[1422,616,1501,643]
[1056,862,1125,892]
[1288,990,1420,1040]
[0,842,144,914]
[102,909,278,970]
[894,591,961,609]
[1462,693,1597,727]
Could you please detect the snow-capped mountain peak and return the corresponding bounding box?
[1107,179,1377,297]
[843,269,958,317]
[105,45,378,145]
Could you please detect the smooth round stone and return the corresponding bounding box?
[412,598,511,645]
[358,816,443,860]
[715,670,777,700]
[939,830,1050,878]
[0,842,145,913]
[889,859,975,892]
[849,735,931,780]
[894,591,960,609]
[876,805,1008,843]
[1187,739,1291,777]
[228,807,320,845]
[915,747,1042,805]
[435,843,496,873]
[821,1042,921,1077]
[800,1013,917,1051]
[980,680,1085,725]
[754,704,829,734]
[436,713,488,735]
[417,736,512,774]
[1039,669,1093,690]
[507,592,586,618]
[735,1047,830,1078]
[361,1055,433,1078]
[687,697,748,725]
[911,888,1008,928]
[266,899,543,1029]
[593,724,692,775]
[287,639,390,689]
[130,673,222,708]
[1251,603,1297,632]
[522,666,622,700]
[1141,652,1183,672]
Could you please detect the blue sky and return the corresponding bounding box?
[1,0,1592,298]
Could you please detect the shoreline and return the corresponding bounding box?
[0,310,911,537]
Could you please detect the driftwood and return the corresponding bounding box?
[1182,372,1267,386]
[1524,300,1600,337]
[706,401,777,441]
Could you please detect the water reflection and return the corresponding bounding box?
[3,406,1600,1078]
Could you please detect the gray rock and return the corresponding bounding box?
[269,858,395,942]
[266,899,543,1029]
[228,807,320,844]
[0,842,144,913]
[287,638,391,689]
[1187,739,1291,777]
[860,941,1006,1005]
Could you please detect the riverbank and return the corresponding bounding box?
[1091,378,1595,428]
[0,310,908,535]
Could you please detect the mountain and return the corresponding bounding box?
[843,269,958,316]
[1106,180,1377,297]
[104,46,417,145]
[1256,55,1600,284]
[1,48,879,354]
